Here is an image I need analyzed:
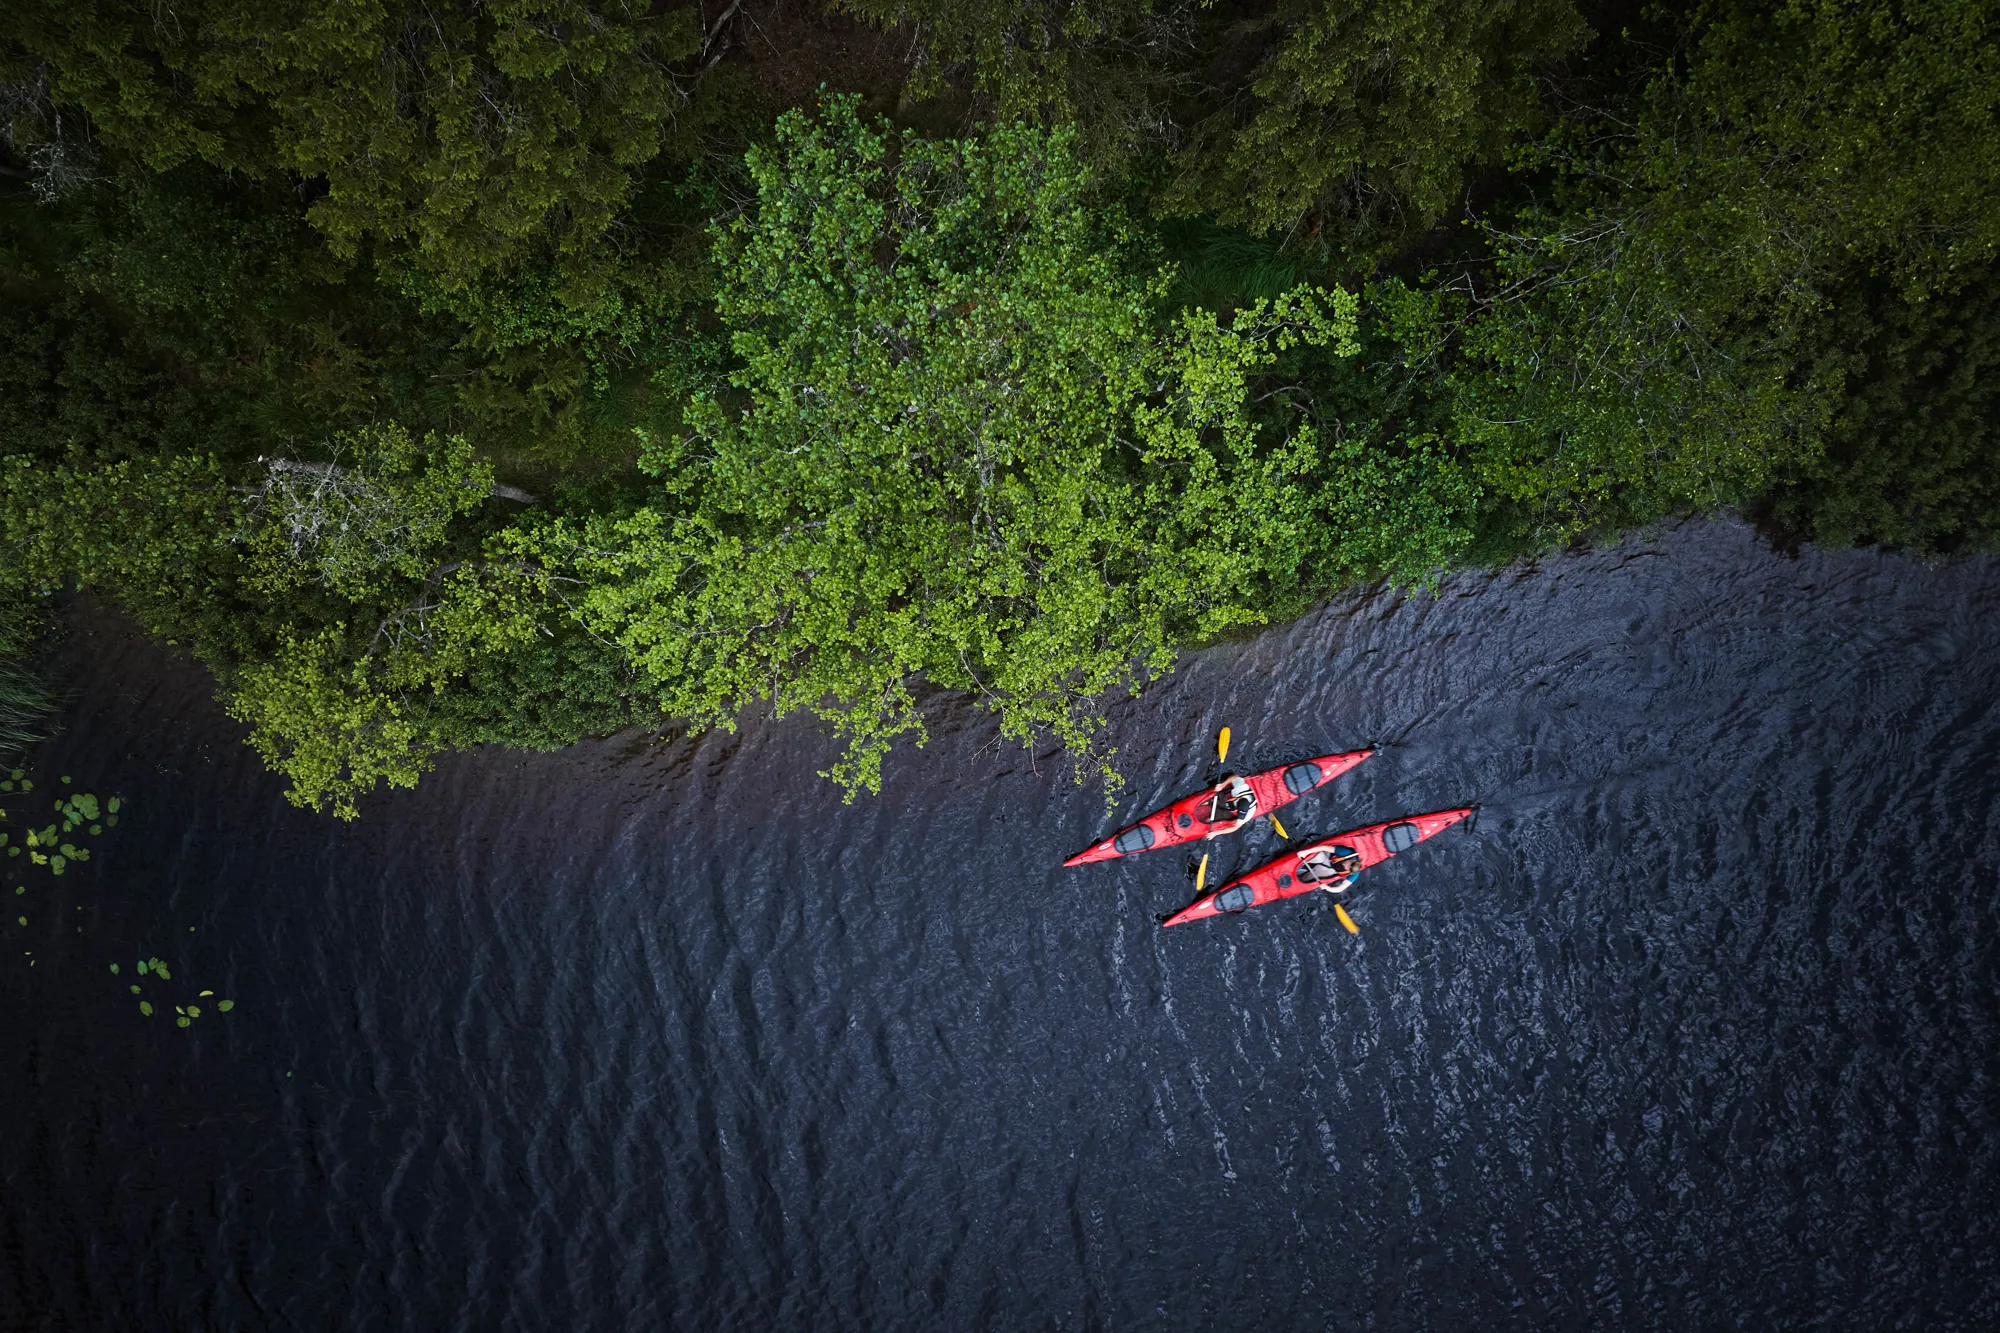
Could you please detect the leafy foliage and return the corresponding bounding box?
[1386,0,2000,547]
[1762,262,2000,551]
[1158,0,1589,248]
[538,98,1361,795]
[239,425,495,600]
[8,0,711,287]
[846,0,1590,252]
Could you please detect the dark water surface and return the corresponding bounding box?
[4,519,1998,1330]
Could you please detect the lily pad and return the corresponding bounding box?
[176,1016,191,1028]
[136,959,149,974]
[151,960,170,980]
[139,1001,153,1016]
[217,1000,234,1013]
[129,985,140,995]
[186,1005,201,1018]
[109,963,119,974]
[107,797,120,814]
[49,858,64,875]
[74,795,99,820]
[199,990,213,997]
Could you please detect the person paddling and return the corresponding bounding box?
[1201,775,1257,830]
[1296,845,1361,892]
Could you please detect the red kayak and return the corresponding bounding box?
[1062,749,1373,867]
[1161,807,1472,927]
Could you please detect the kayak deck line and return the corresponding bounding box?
[1060,748,1374,868]
[1161,807,1473,927]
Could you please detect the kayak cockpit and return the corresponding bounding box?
[1213,884,1256,913]
[1296,844,1360,890]
[1200,775,1257,826]
[1112,824,1156,854]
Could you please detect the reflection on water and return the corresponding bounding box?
[4,519,1998,1329]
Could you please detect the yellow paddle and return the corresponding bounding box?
[1217,726,1231,763]
[1269,814,1288,840]
[1334,903,1360,934]
[1194,852,1208,894]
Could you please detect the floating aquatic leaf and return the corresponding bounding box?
[199,990,213,997]
[90,824,101,834]
[59,844,75,857]
[139,1001,152,1015]
[73,849,88,861]
[19,779,31,791]
[24,831,36,847]
[6,847,16,857]
[186,1005,201,1018]
[129,985,140,994]
[29,852,45,866]
[75,795,99,820]
[0,781,12,792]
[106,816,118,827]
[0,833,7,846]
[12,886,21,895]
[174,1005,185,1015]
[217,1000,234,1012]
[7,769,18,779]
[38,825,54,843]
[109,963,119,974]
[136,959,149,974]
[151,960,170,979]
[50,858,64,875]
[60,776,69,785]
[176,1016,190,1028]
[107,797,120,814]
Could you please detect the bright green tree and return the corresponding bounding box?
[533,97,1363,796]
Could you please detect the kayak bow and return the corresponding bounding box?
[1062,749,1372,867]
[1161,806,1472,927]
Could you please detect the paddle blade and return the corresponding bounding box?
[1334,903,1360,934]
[1195,853,1208,893]
[1270,814,1288,840]
[1217,726,1231,762]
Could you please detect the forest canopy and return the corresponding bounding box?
[3,0,1997,814]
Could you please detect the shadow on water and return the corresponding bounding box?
[3,518,1998,1330]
